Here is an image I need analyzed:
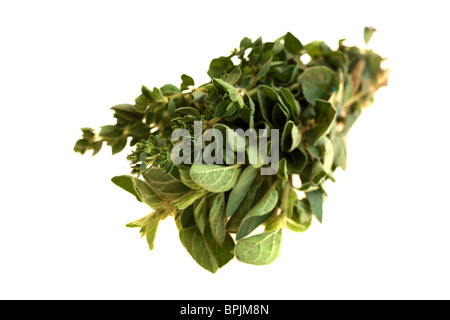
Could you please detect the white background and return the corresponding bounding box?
[1,0,449,299]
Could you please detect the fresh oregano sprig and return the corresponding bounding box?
[74,28,388,273]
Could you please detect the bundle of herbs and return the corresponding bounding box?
[74,28,388,273]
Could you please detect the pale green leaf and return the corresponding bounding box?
[235,229,282,265]
[142,167,190,201]
[190,164,242,193]
[170,189,206,210]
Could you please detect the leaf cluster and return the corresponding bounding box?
[75,29,388,272]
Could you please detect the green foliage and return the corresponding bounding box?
[75,28,388,272]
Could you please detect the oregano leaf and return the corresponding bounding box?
[235,229,282,265]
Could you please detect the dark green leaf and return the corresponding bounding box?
[287,199,313,233]
[175,107,202,118]
[99,125,122,139]
[167,97,176,116]
[304,41,331,58]
[111,175,141,202]
[180,74,195,91]
[208,56,234,79]
[364,26,377,45]
[179,226,218,273]
[178,165,201,189]
[305,99,337,145]
[257,85,280,125]
[284,32,303,54]
[209,193,226,245]
[180,205,196,228]
[255,55,273,82]
[160,84,180,96]
[194,195,207,234]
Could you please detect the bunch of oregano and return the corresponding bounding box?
[74,28,388,273]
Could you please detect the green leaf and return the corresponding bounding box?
[190,164,242,193]
[310,161,328,185]
[207,230,235,268]
[178,165,201,189]
[281,121,301,152]
[305,99,337,145]
[209,193,226,245]
[144,212,162,250]
[224,66,242,85]
[111,175,167,209]
[236,187,278,240]
[99,125,122,139]
[227,178,264,233]
[284,32,303,54]
[194,195,207,234]
[255,55,273,82]
[280,183,297,219]
[128,122,149,137]
[272,102,289,128]
[235,229,282,265]
[110,103,137,113]
[257,85,280,125]
[364,26,377,45]
[180,205,196,228]
[141,85,155,101]
[306,188,326,223]
[126,213,152,228]
[111,175,141,202]
[278,158,288,180]
[287,199,313,233]
[111,138,127,155]
[73,139,88,154]
[240,37,252,49]
[298,66,337,105]
[175,107,202,118]
[320,136,334,172]
[179,226,219,273]
[142,167,190,201]
[304,41,331,58]
[286,147,308,174]
[170,189,206,210]
[279,87,300,119]
[226,165,259,218]
[160,84,180,96]
[208,56,234,79]
[180,74,195,91]
[167,97,176,116]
